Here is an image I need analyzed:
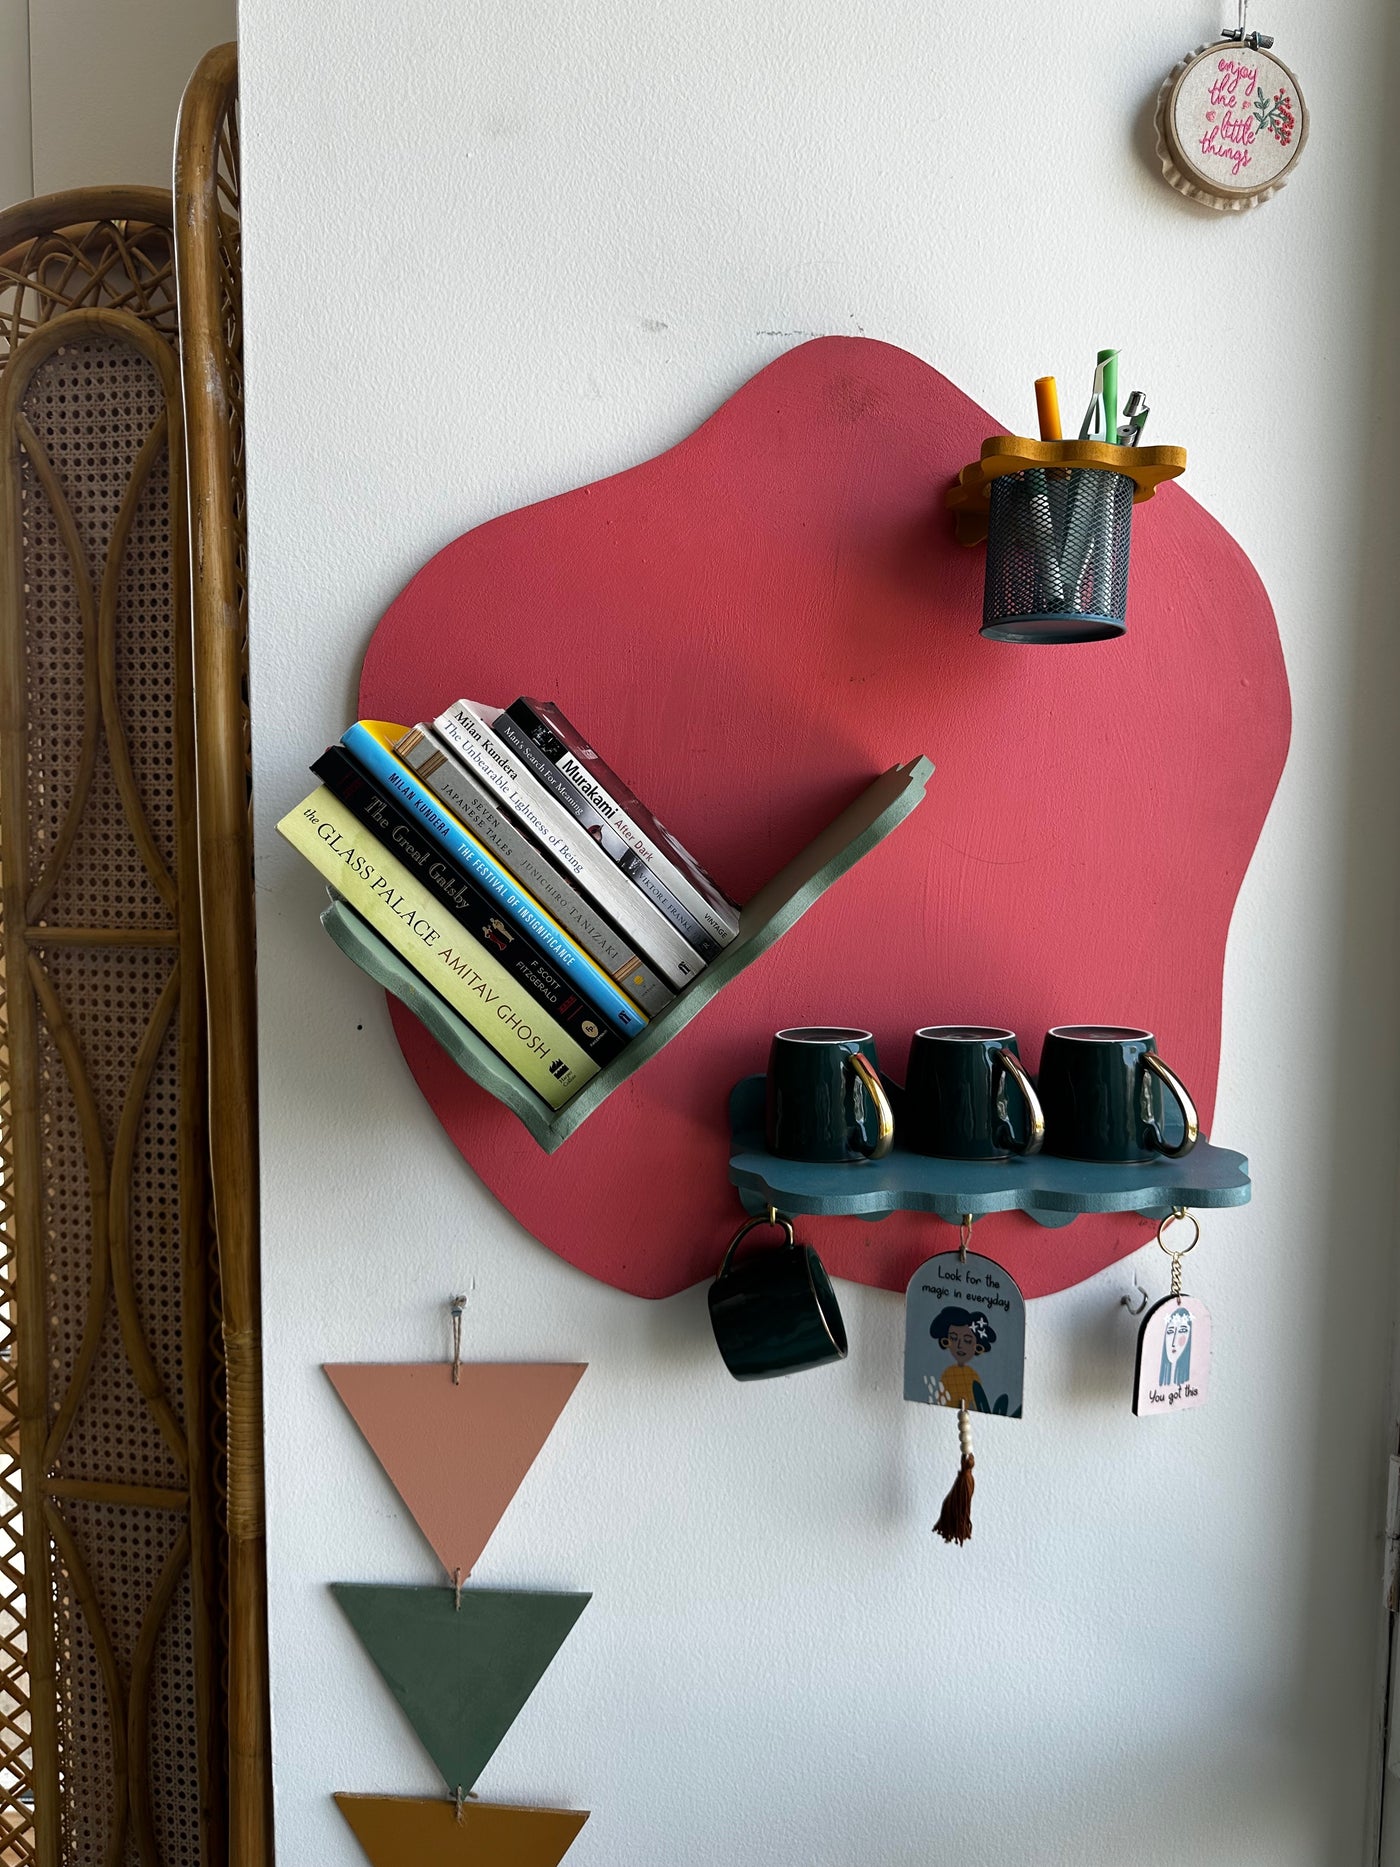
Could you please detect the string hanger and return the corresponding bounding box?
[448,1290,474,1607]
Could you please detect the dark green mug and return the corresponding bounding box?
[1037,1025,1199,1162]
[903,1025,1045,1160]
[708,1215,849,1381]
[765,1026,895,1164]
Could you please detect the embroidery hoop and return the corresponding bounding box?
[1155,34,1309,212]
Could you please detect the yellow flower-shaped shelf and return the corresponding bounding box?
[947,436,1188,545]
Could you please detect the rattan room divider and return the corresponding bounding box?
[0,195,230,1863]
[0,56,274,1863]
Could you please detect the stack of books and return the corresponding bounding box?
[276,698,742,1110]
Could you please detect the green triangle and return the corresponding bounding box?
[332,1585,590,1793]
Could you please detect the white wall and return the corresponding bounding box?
[0,0,236,223]
[25,0,234,194]
[239,5,1400,1864]
[0,0,30,208]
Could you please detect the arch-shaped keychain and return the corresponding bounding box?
[1133,1209,1213,1417]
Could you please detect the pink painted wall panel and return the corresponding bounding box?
[359,337,1289,1300]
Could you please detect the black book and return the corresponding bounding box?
[491,711,721,964]
[312,744,631,1062]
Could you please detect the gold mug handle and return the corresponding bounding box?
[1143,1052,1199,1158]
[718,1213,796,1279]
[847,1052,895,1160]
[995,1047,1045,1156]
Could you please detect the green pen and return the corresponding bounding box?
[1097,348,1119,445]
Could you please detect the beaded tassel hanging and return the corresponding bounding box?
[905,1217,1027,1549]
[933,1402,976,1545]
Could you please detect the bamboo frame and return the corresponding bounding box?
[175,44,274,1866]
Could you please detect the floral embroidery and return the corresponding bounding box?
[1253,85,1296,147]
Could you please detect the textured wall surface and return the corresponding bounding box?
[24,0,235,194]
[238,4,1400,1863]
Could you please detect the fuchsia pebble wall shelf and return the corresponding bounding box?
[359,337,1290,1301]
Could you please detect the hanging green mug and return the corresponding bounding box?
[708,1215,849,1381]
[765,1026,896,1163]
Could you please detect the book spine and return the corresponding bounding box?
[276,788,597,1108]
[345,723,674,1016]
[491,710,725,959]
[337,727,651,1034]
[407,709,708,989]
[507,696,741,944]
[311,745,631,1060]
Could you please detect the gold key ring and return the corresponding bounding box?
[1156,1208,1200,1258]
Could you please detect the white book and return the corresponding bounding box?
[399,711,707,989]
[501,697,740,945]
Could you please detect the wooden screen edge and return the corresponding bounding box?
[174,41,273,1867]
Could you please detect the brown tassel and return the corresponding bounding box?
[933,1403,975,1545]
[934,1454,975,1544]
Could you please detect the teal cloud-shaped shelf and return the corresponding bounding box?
[727,1076,1251,1229]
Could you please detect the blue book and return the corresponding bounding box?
[340,721,649,1037]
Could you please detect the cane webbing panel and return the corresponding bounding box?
[0,285,222,1865]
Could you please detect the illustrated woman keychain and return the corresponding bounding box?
[904,1216,1026,1544]
[1133,1208,1213,1416]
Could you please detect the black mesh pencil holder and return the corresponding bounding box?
[982,467,1136,644]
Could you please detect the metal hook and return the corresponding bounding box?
[1121,1267,1149,1317]
[1222,0,1273,49]
[450,1293,468,1385]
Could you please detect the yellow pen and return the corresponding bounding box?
[1034,376,1063,442]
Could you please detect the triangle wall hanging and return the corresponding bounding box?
[333,1583,591,1794]
[335,1793,588,1867]
[325,1360,586,1581]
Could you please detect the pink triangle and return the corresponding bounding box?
[325,1363,585,1579]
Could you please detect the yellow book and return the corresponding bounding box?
[277,787,598,1109]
